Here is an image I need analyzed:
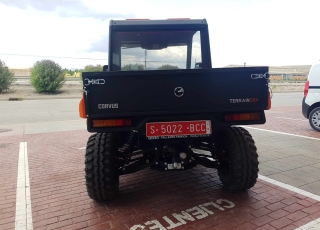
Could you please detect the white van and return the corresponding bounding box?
[302,63,320,131]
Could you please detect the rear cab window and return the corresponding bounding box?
[111,30,202,71]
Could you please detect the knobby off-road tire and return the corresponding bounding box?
[216,127,259,191]
[85,133,119,201]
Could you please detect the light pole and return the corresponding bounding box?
[145,50,147,69]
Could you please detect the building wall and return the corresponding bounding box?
[269,75,283,80]
[269,74,307,81]
[292,76,307,81]
[9,69,30,77]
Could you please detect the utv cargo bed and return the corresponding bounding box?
[83,66,269,118]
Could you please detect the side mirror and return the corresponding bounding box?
[103,65,108,71]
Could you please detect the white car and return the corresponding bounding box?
[302,63,320,131]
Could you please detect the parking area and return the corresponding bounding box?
[1,104,320,230]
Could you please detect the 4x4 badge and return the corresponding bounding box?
[174,87,184,97]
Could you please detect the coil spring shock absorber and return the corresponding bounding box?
[123,131,138,155]
[117,131,138,167]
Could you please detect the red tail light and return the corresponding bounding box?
[225,113,261,122]
[92,119,132,128]
[304,81,309,97]
[116,119,132,126]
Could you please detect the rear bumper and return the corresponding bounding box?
[86,111,266,133]
[302,97,309,118]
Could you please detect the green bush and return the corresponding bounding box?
[83,64,103,72]
[122,64,145,71]
[77,64,103,79]
[31,60,65,93]
[157,64,179,70]
[0,60,15,93]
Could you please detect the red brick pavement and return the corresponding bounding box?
[20,130,320,230]
[1,104,320,230]
[0,125,24,230]
[250,105,320,139]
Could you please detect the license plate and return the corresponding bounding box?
[146,120,212,137]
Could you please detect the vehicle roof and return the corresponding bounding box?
[308,63,320,84]
[311,63,320,68]
[110,19,207,26]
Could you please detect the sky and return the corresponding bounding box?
[0,0,319,69]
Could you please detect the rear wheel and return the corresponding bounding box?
[309,107,320,132]
[216,127,259,191]
[85,133,119,201]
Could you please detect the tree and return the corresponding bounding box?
[62,68,75,76]
[77,64,103,78]
[0,60,15,93]
[30,60,65,93]
[157,64,179,70]
[121,64,145,71]
[83,64,103,72]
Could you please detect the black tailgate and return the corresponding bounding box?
[83,67,269,118]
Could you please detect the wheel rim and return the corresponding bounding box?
[311,109,320,128]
